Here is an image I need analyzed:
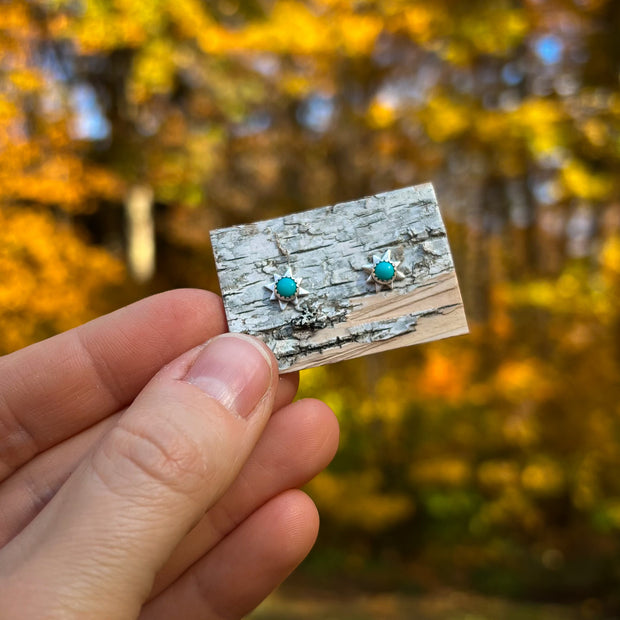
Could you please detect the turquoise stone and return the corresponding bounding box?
[276,276,297,299]
[374,261,395,282]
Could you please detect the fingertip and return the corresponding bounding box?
[140,490,321,620]
[288,398,340,460]
[270,489,320,562]
[282,370,300,393]
[274,371,299,411]
[295,396,337,418]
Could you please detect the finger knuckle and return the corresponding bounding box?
[95,421,208,499]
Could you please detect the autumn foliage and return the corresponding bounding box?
[2,0,620,610]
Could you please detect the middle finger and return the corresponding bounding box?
[149,397,338,598]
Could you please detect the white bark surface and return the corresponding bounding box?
[211,183,468,372]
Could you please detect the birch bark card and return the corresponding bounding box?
[211,183,468,373]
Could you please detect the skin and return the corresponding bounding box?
[0,289,340,619]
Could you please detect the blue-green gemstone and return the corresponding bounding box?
[374,261,395,282]
[276,276,297,299]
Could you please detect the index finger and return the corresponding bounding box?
[0,289,226,482]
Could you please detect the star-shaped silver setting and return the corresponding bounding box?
[264,268,309,311]
[363,249,405,292]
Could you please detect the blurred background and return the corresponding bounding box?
[1,0,620,617]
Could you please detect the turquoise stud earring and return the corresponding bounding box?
[265,267,309,310]
[363,249,405,292]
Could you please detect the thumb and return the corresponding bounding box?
[0,333,278,619]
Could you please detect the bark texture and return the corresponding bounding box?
[211,183,468,372]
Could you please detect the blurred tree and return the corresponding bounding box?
[20,0,619,288]
[0,2,123,352]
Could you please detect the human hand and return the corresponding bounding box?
[0,289,339,619]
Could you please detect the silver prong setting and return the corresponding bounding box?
[265,267,309,310]
[363,249,405,292]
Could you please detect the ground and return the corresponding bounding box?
[250,588,585,619]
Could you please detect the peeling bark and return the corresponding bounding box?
[211,183,468,372]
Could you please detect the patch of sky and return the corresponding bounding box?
[39,44,73,81]
[532,179,559,206]
[70,83,110,140]
[501,63,523,86]
[374,73,434,108]
[297,94,334,132]
[535,34,564,65]
[233,111,272,136]
[251,54,280,77]
[375,87,400,109]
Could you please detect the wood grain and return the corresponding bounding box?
[211,183,468,372]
